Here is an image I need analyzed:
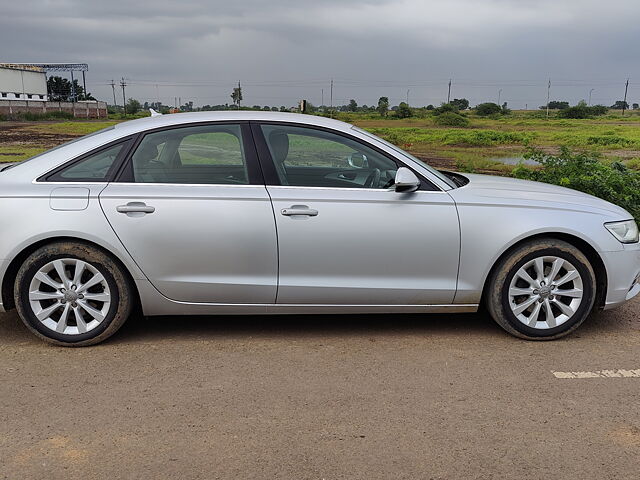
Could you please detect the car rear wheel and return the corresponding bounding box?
[487,239,596,340]
[14,241,133,347]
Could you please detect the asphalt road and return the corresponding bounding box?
[1,300,639,480]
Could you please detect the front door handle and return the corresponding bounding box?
[116,202,155,216]
[281,205,318,217]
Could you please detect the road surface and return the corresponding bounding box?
[1,301,639,479]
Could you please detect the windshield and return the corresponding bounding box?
[351,126,458,189]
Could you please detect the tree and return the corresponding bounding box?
[475,102,503,116]
[231,85,243,108]
[348,99,358,112]
[611,100,629,110]
[541,100,570,110]
[46,76,95,101]
[633,103,639,110]
[450,98,469,110]
[126,98,141,114]
[376,96,389,117]
[395,102,413,118]
[426,104,434,110]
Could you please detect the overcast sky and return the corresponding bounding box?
[2,0,639,108]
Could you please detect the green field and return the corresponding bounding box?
[2,112,640,173]
[342,111,640,173]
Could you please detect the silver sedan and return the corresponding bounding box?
[0,112,638,346]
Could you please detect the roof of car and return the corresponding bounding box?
[113,111,354,135]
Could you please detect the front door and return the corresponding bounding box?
[99,123,278,304]
[255,123,460,305]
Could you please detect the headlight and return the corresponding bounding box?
[605,220,640,244]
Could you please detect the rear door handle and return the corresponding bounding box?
[117,202,155,216]
[281,205,318,217]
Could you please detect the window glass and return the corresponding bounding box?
[351,126,455,189]
[52,142,127,181]
[260,125,399,189]
[131,124,248,184]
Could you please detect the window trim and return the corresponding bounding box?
[250,121,439,191]
[114,121,265,186]
[38,137,136,183]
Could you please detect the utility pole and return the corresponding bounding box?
[82,71,87,101]
[329,78,333,118]
[546,78,551,119]
[447,79,452,104]
[622,78,629,116]
[406,89,410,106]
[70,70,76,102]
[498,89,502,105]
[110,79,117,107]
[237,81,241,110]
[321,88,324,110]
[120,77,127,114]
[589,88,594,106]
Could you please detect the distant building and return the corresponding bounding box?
[0,64,47,101]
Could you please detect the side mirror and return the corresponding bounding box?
[394,167,420,192]
[347,152,368,168]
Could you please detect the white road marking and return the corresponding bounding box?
[552,368,640,379]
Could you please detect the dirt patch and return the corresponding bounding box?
[0,123,80,149]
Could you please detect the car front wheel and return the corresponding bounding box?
[14,241,133,346]
[487,239,596,340]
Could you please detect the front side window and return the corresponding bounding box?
[260,124,399,189]
[47,141,129,182]
[130,124,248,185]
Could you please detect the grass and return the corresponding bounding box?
[23,121,118,136]
[344,111,640,172]
[2,110,640,171]
[0,146,48,162]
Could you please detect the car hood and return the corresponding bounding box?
[448,173,632,219]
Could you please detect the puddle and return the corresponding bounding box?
[490,156,539,166]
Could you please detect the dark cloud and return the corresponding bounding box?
[2,0,639,107]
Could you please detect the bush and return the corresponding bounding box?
[558,104,608,119]
[433,112,469,127]
[395,102,413,118]
[0,111,75,121]
[433,103,458,115]
[512,147,640,221]
[475,102,503,116]
[586,135,631,147]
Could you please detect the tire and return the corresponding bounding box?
[14,241,133,347]
[486,239,596,340]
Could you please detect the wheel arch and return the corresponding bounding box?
[480,232,608,310]
[1,236,142,313]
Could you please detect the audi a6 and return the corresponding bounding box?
[0,111,638,346]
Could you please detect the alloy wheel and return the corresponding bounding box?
[27,258,111,335]
[508,255,584,330]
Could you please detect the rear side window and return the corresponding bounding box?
[128,124,249,185]
[45,141,130,182]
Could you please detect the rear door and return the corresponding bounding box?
[99,122,278,304]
